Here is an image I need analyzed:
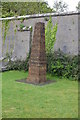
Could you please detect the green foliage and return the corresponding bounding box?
[30,26,33,32]
[44,17,49,21]
[19,24,33,32]
[14,29,17,34]
[47,50,78,80]
[45,16,58,53]
[6,50,78,80]
[1,2,53,18]
[0,2,2,18]
[6,55,29,71]
[3,20,10,45]
[45,18,78,80]
[19,23,25,30]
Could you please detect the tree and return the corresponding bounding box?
[76,1,80,11]
[53,0,68,13]
[0,1,2,17]
[1,2,53,17]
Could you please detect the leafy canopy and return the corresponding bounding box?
[1,2,53,17]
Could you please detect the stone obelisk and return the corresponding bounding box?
[27,22,46,84]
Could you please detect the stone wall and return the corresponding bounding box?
[0,11,80,68]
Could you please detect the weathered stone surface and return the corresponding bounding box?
[27,22,46,84]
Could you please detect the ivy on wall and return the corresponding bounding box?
[45,16,58,53]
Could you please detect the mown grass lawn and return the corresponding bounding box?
[2,70,78,118]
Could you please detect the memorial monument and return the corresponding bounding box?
[27,22,46,84]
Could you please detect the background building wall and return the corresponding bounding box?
[0,12,79,68]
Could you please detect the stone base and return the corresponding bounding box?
[26,78,46,84]
[16,79,56,86]
[27,77,46,84]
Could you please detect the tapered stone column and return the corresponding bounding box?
[27,22,46,84]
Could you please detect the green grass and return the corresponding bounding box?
[2,71,78,118]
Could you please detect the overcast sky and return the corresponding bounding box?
[46,0,80,11]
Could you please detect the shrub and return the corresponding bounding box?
[6,50,78,80]
[6,55,29,71]
[47,50,78,80]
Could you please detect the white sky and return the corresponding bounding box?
[46,0,80,11]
